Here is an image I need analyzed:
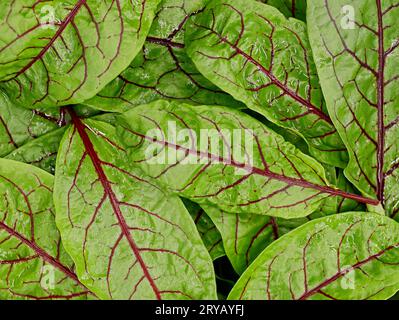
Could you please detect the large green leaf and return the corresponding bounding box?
[183,199,225,261]
[204,205,306,274]
[116,100,378,219]
[0,0,159,108]
[0,159,90,300]
[54,113,216,300]
[185,0,348,168]
[83,0,242,112]
[0,94,65,157]
[229,212,399,300]
[308,0,399,218]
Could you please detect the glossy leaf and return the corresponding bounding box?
[204,205,306,274]
[260,0,306,21]
[308,0,399,218]
[116,100,378,218]
[0,94,66,157]
[83,0,242,112]
[229,212,399,300]
[183,199,225,261]
[185,0,348,168]
[0,159,89,300]
[0,0,160,108]
[54,114,216,300]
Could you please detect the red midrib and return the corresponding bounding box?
[298,241,399,300]
[13,0,87,79]
[376,0,385,203]
[0,221,83,287]
[128,128,379,205]
[69,110,162,300]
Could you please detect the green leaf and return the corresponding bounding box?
[183,199,225,261]
[0,159,90,300]
[307,0,399,218]
[83,0,243,112]
[260,0,307,21]
[0,0,160,108]
[54,114,217,300]
[185,0,348,168]
[0,94,65,157]
[6,128,66,174]
[229,212,399,300]
[204,205,306,274]
[116,100,378,219]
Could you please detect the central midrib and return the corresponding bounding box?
[69,110,162,300]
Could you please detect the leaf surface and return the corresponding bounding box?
[260,0,307,21]
[54,114,216,300]
[229,212,399,300]
[0,95,66,157]
[83,0,242,112]
[308,0,399,218]
[116,100,378,218]
[0,0,159,108]
[0,159,89,300]
[185,0,347,167]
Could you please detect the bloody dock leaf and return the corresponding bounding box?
[308,0,399,218]
[260,0,307,21]
[185,0,348,168]
[54,113,217,300]
[0,0,160,108]
[116,100,378,218]
[0,159,90,300]
[229,212,399,300]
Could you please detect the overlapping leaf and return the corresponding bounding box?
[0,0,160,108]
[0,159,89,300]
[308,0,399,218]
[83,0,242,112]
[261,0,306,20]
[54,115,216,300]
[6,128,66,173]
[204,205,307,274]
[0,94,66,157]
[229,212,399,300]
[185,0,348,168]
[116,100,378,218]
[183,199,225,261]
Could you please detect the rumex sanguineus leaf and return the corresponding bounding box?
[308,0,399,218]
[54,114,217,300]
[185,0,348,168]
[229,212,399,300]
[0,0,160,108]
[116,100,378,219]
[260,0,307,21]
[0,159,90,300]
[83,0,243,112]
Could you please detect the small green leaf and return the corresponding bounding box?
[229,212,399,300]
[183,199,225,261]
[116,100,378,218]
[260,0,307,21]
